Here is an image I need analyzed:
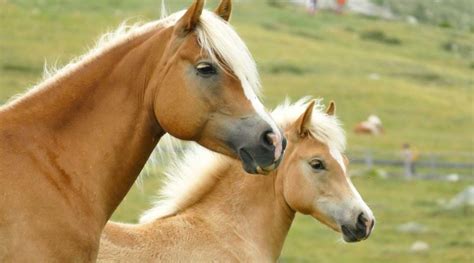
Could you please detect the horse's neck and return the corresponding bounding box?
[184,164,295,259]
[2,26,168,224]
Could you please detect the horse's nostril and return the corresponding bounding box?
[357,212,375,238]
[356,212,367,230]
[358,212,367,222]
[262,131,276,148]
[369,218,375,231]
[282,137,287,151]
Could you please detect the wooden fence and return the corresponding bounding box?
[347,149,474,178]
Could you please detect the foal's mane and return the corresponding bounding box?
[6,6,261,105]
[139,98,346,223]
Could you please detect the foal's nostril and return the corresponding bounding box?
[356,213,366,230]
[357,212,375,238]
[343,213,374,242]
[357,213,367,224]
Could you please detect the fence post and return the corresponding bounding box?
[365,150,373,170]
[429,153,437,177]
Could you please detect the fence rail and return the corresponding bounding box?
[347,149,474,177]
[349,157,474,170]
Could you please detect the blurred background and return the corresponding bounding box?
[1,0,473,262]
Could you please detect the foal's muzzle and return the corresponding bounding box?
[341,213,375,242]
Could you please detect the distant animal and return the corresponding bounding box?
[98,99,375,262]
[0,0,285,261]
[354,114,384,135]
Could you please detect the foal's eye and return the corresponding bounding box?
[309,159,326,171]
[195,62,217,77]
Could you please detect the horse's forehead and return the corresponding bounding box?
[169,31,237,75]
[172,34,205,57]
[289,136,329,157]
[291,137,346,173]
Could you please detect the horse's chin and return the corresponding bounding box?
[238,149,258,174]
[241,159,276,175]
[256,166,272,175]
[238,149,270,175]
[341,225,368,243]
[238,147,283,175]
[241,163,272,175]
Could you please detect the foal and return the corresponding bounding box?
[0,1,284,261]
[99,99,375,262]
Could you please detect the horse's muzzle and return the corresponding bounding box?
[238,135,286,175]
[341,213,375,242]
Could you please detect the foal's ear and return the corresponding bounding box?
[215,0,232,22]
[175,0,205,36]
[296,100,316,137]
[326,101,336,116]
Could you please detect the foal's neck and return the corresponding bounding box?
[188,163,295,260]
[2,25,169,225]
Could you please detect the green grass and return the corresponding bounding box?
[1,1,473,262]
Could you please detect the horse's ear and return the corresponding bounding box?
[215,0,232,22]
[296,100,316,137]
[174,0,205,36]
[326,101,336,116]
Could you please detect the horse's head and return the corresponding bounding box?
[279,100,375,242]
[149,0,284,174]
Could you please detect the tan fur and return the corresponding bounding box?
[215,0,232,21]
[296,99,316,137]
[326,100,336,116]
[0,1,279,261]
[98,101,375,262]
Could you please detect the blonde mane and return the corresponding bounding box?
[271,97,346,154]
[139,98,346,223]
[5,7,261,105]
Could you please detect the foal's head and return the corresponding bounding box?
[149,0,284,174]
[278,101,375,242]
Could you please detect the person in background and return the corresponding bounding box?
[308,0,318,15]
[401,143,418,178]
[336,0,347,14]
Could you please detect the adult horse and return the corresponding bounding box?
[99,99,375,262]
[0,0,285,261]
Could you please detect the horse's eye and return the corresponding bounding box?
[309,159,326,171]
[196,62,217,77]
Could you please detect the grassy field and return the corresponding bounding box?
[1,0,473,262]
